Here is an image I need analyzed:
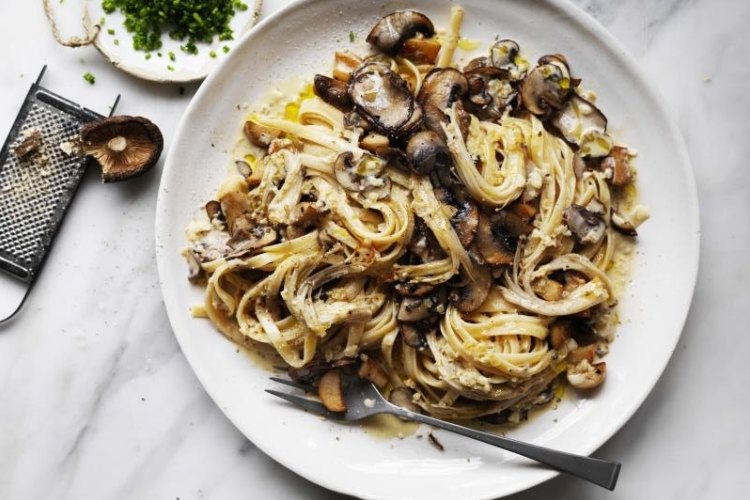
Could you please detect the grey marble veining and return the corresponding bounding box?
[1,0,749,499]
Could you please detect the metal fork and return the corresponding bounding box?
[267,376,620,490]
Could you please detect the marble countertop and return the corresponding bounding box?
[1,0,748,498]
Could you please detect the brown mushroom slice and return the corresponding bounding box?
[348,65,416,135]
[519,61,571,116]
[359,132,390,153]
[566,360,606,390]
[204,200,224,223]
[434,187,479,248]
[600,145,633,186]
[417,68,468,136]
[13,129,43,159]
[397,297,431,322]
[243,120,282,148]
[406,130,452,175]
[313,74,352,110]
[450,266,491,313]
[394,282,435,297]
[358,358,389,388]
[399,36,441,64]
[186,249,204,283]
[79,115,163,182]
[318,369,347,412]
[489,39,527,81]
[333,152,391,199]
[228,225,278,254]
[549,318,572,350]
[549,94,608,151]
[564,205,606,245]
[464,66,517,119]
[399,322,432,349]
[374,146,412,172]
[611,209,638,236]
[366,10,435,54]
[475,210,532,265]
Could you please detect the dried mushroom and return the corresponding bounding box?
[366,10,435,54]
[79,115,163,182]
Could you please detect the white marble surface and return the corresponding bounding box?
[0,0,747,498]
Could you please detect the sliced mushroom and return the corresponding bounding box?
[434,187,479,248]
[399,321,433,349]
[463,56,489,72]
[399,36,441,64]
[313,74,352,110]
[186,249,204,283]
[343,110,371,131]
[417,68,468,136]
[567,344,596,364]
[450,266,491,313]
[398,297,431,322]
[13,129,43,159]
[549,318,572,350]
[388,387,421,413]
[475,210,533,265]
[358,358,389,388]
[394,282,435,297]
[359,132,390,153]
[549,94,610,156]
[464,66,516,119]
[407,220,445,262]
[348,64,417,136]
[374,146,412,172]
[228,224,277,253]
[611,209,638,236]
[564,205,606,245]
[243,120,282,148]
[406,130,452,175]
[600,145,632,186]
[489,39,526,81]
[79,115,163,182]
[204,200,224,223]
[566,360,606,390]
[519,61,571,116]
[333,151,391,200]
[318,369,347,412]
[366,10,435,54]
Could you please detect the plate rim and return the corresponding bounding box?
[155,0,701,497]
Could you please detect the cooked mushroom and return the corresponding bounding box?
[79,115,163,182]
[228,224,277,254]
[407,220,445,262]
[186,249,204,283]
[417,68,468,136]
[519,60,571,116]
[358,358,390,388]
[333,151,391,199]
[348,63,418,136]
[450,266,491,313]
[566,360,606,390]
[549,318,572,350]
[564,205,606,245]
[489,39,527,81]
[343,110,372,131]
[434,187,479,248]
[406,130,453,175]
[567,344,596,363]
[313,74,352,110]
[464,56,489,72]
[318,369,347,412]
[204,200,224,223]
[549,94,611,158]
[475,210,533,265]
[399,36,441,64]
[611,208,638,236]
[399,321,433,349]
[394,282,435,297]
[359,132,390,153]
[366,10,435,54]
[398,297,430,322]
[600,145,632,185]
[464,66,517,119]
[13,129,43,159]
[243,120,282,148]
[374,146,412,172]
[388,387,421,413]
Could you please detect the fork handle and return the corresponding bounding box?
[392,408,620,490]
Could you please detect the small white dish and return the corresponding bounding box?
[155,0,700,498]
[84,0,262,82]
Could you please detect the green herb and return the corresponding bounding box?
[114,39,120,45]
[209,50,217,58]
[145,53,152,60]
[349,31,355,43]
[167,65,175,71]
[107,28,115,35]
[83,72,96,84]
[99,16,106,25]
[168,51,176,61]
[222,45,230,54]
[100,0,249,53]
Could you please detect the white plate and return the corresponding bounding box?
[84,0,262,82]
[155,0,700,498]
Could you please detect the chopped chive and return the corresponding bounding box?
[83,72,95,84]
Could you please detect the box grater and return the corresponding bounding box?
[0,67,119,323]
